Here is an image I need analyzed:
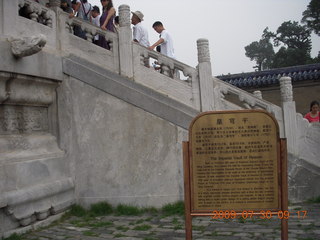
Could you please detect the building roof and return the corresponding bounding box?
[217,63,320,89]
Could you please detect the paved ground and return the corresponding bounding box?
[19,203,320,240]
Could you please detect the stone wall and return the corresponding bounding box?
[58,75,187,207]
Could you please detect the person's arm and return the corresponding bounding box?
[101,7,116,30]
[69,1,80,18]
[148,38,164,50]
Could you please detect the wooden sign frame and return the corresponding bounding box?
[183,110,288,240]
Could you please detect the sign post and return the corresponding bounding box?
[183,110,288,240]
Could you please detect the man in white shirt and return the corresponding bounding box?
[131,11,150,48]
[149,21,175,59]
[131,11,150,67]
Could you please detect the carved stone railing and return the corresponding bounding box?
[133,43,200,109]
[18,0,54,27]
[213,76,284,136]
[58,10,120,73]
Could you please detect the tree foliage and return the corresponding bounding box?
[245,21,315,70]
[302,0,320,35]
[244,37,274,71]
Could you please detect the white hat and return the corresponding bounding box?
[132,11,144,21]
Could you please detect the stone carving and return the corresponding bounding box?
[280,77,293,103]
[3,178,74,226]
[19,0,54,27]
[119,5,130,27]
[0,106,48,134]
[197,38,210,63]
[253,90,262,99]
[9,34,47,58]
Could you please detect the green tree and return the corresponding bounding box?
[273,21,312,51]
[271,21,312,67]
[302,0,320,36]
[244,28,275,71]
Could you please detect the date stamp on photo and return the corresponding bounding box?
[211,210,308,220]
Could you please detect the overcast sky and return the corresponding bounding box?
[90,0,320,76]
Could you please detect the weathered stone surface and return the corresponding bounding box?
[58,73,187,207]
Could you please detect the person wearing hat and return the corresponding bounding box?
[131,11,150,48]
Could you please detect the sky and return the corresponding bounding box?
[90,0,320,76]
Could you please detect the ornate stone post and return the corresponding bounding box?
[197,38,215,111]
[118,4,133,78]
[280,76,298,156]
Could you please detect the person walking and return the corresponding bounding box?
[148,21,175,59]
[97,0,115,49]
[131,11,150,48]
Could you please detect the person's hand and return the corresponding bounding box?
[101,25,107,30]
[148,46,154,51]
[69,12,75,18]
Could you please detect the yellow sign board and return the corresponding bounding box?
[189,110,280,212]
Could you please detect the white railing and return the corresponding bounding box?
[18,0,54,27]
[133,43,200,109]
[213,76,285,136]
[58,10,120,73]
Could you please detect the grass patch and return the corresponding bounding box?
[143,237,158,240]
[135,219,145,224]
[70,219,88,227]
[83,231,99,237]
[306,196,320,203]
[133,224,152,231]
[89,202,113,216]
[303,223,315,231]
[68,204,87,217]
[173,224,183,230]
[116,204,141,216]
[141,207,159,215]
[116,225,130,232]
[193,225,206,232]
[161,201,184,216]
[3,234,22,240]
[114,233,127,238]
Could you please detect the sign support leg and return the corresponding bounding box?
[280,139,288,240]
[183,141,192,240]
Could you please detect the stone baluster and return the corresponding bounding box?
[26,4,38,22]
[280,77,298,156]
[118,5,133,78]
[139,54,145,66]
[253,90,262,99]
[43,10,53,27]
[161,65,171,77]
[253,90,263,109]
[85,28,94,43]
[197,38,215,111]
